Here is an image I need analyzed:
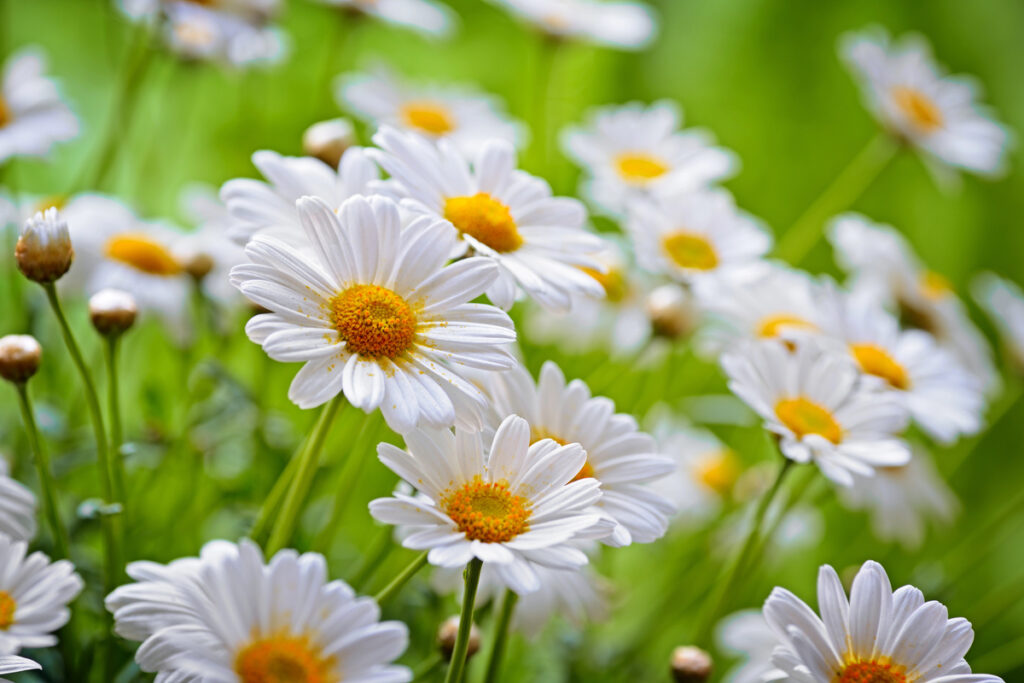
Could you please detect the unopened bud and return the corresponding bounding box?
[0,335,42,384]
[303,118,356,169]
[436,615,480,661]
[646,284,696,340]
[16,208,73,283]
[89,289,138,337]
[671,645,712,683]
[185,252,215,281]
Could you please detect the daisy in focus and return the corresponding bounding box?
[337,66,522,158]
[973,272,1024,373]
[0,459,36,543]
[369,126,607,311]
[488,0,657,51]
[0,47,78,164]
[106,539,411,682]
[369,415,605,594]
[562,100,737,217]
[841,27,1011,177]
[722,338,911,486]
[314,0,454,38]
[763,559,1003,682]
[231,195,516,432]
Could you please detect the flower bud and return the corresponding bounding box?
[0,335,42,384]
[16,208,73,283]
[185,252,215,281]
[303,118,356,169]
[89,289,138,337]
[670,645,712,683]
[436,615,480,661]
[646,283,696,340]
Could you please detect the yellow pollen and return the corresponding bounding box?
[615,152,669,183]
[694,450,739,495]
[775,397,843,444]
[757,315,817,339]
[400,101,455,135]
[891,86,943,132]
[235,636,335,683]
[443,477,530,543]
[105,233,183,276]
[0,96,11,128]
[0,591,16,630]
[919,270,953,301]
[330,284,417,359]
[582,266,628,302]
[851,343,911,390]
[833,659,907,683]
[663,231,718,271]
[444,192,523,253]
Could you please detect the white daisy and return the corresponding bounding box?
[314,0,454,37]
[840,27,1011,177]
[220,146,380,247]
[562,100,737,217]
[230,194,516,432]
[368,126,607,311]
[722,338,911,487]
[973,272,1024,373]
[0,47,78,163]
[0,533,83,655]
[764,559,1002,682]
[368,414,605,595]
[106,539,411,682]
[337,66,522,158]
[488,0,656,50]
[0,459,36,544]
[176,184,248,307]
[716,610,785,683]
[0,655,41,682]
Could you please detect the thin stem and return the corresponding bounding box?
[349,525,393,590]
[250,440,304,544]
[373,550,429,605]
[444,558,484,683]
[312,414,376,553]
[105,336,127,507]
[483,589,519,683]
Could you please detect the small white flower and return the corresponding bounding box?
[369,415,605,594]
[973,272,1024,372]
[0,655,41,683]
[0,460,35,544]
[0,48,78,163]
[841,27,1011,177]
[562,100,737,217]
[315,0,454,37]
[722,338,911,486]
[715,610,785,683]
[106,539,411,682]
[368,126,607,311]
[764,559,1002,682]
[489,0,657,50]
[230,194,516,432]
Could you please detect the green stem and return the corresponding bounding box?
[312,414,376,554]
[349,525,393,590]
[775,133,898,265]
[105,336,127,507]
[444,558,484,683]
[483,589,519,683]
[250,441,303,544]
[373,551,429,604]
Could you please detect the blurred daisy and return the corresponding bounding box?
[369,415,604,594]
[221,146,380,247]
[648,417,739,522]
[0,655,40,682]
[0,47,78,164]
[562,101,737,217]
[106,539,411,682]
[0,533,83,655]
[489,0,656,51]
[841,27,1011,177]
[369,126,606,311]
[477,361,675,546]
[231,195,516,432]
[764,559,1002,682]
[0,459,36,543]
[722,338,911,486]
[337,66,522,158]
[715,610,784,683]
[315,0,454,38]
[973,272,1024,372]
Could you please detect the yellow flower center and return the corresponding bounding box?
[400,101,455,136]
[663,231,718,271]
[235,636,335,683]
[775,397,842,444]
[0,591,16,630]
[444,192,523,253]
[694,450,739,496]
[105,233,183,276]
[891,86,943,132]
[330,284,417,359]
[919,270,953,301]
[443,477,531,543]
[833,659,907,683]
[0,96,11,128]
[850,343,911,390]
[582,266,628,303]
[615,152,669,184]
[756,315,817,339]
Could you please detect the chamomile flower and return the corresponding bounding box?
[489,0,657,51]
[841,27,1011,177]
[0,655,41,682]
[221,146,380,247]
[562,101,737,217]
[0,48,78,164]
[106,539,411,682]
[368,126,606,311]
[337,66,522,158]
[315,0,454,38]
[476,361,675,546]
[0,533,83,655]
[716,610,784,683]
[763,560,1002,683]
[369,415,605,594]
[722,338,911,487]
[230,194,516,432]
[0,459,36,544]
[973,272,1024,372]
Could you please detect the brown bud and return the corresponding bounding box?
[16,208,73,284]
[303,118,356,169]
[671,645,713,683]
[185,253,215,281]
[0,335,42,384]
[436,615,480,661]
[89,289,138,337]
[646,284,696,340]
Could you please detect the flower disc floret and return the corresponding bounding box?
[834,659,907,683]
[442,477,530,543]
[330,284,417,359]
[235,636,334,683]
[443,192,523,253]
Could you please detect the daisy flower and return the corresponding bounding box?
[221,146,380,247]
[488,0,657,51]
[0,459,36,544]
[230,194,516,432]
[368,126,606,311]
[106,539,411,682]
[716,610,785,683]
[841,27,1011,177]
[368,415,605,594]
[0,47,78,164]
[763,559,1003,682]
[562,100,737,217]
[0,655,41,682]
[973,272,1024,373]
[337,66,522,158]
[0,533,83,655]
[314,0,454,38]
[722,338,911,486]
[475,361,675,546]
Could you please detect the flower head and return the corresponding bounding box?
[0,48,78,163]
[0,335,41,385]
[88,289,139,337]
[302,118,357,169]
[489,0,657,50]
[16,208,73,283]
